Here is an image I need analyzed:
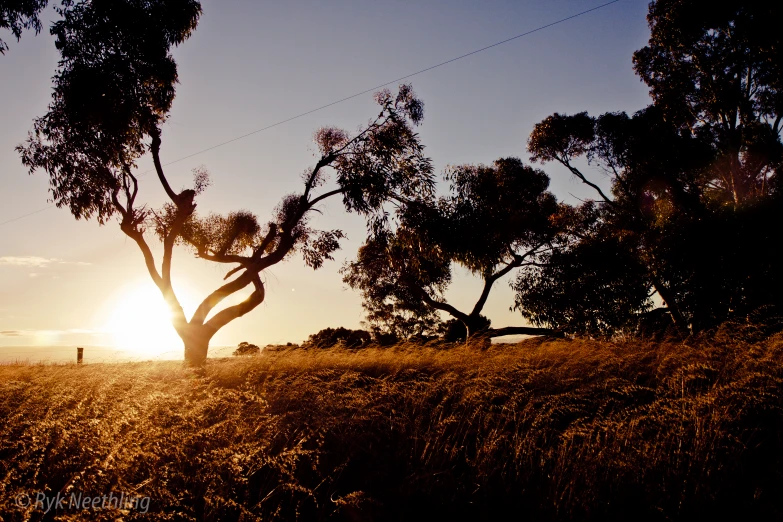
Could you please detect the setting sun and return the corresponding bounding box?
[104,282,194,358]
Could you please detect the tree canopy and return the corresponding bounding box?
[343,157,562,340]
[633,0,783,206]
[519,0,783,336]
[0,0,48,54]
[18,0,434,365]
[19,0,202,223]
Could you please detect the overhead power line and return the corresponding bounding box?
[153,0,621,170]
[0,0,621,227]
[0,205,55,226]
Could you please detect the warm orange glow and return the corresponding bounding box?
[104,282,195,358]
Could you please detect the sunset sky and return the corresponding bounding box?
[0,0,651,357]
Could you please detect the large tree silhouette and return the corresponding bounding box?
[18,0,434,365]
[634,0,783,206]
[343,157,563,340]
[521,0,783,335]
[525,108,708,333]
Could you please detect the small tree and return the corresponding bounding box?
[303,327,372,349]
[232,341,260,356]
[343,157,563,340]
[18,0,434,365]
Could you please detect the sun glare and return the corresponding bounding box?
[105,282,194,358]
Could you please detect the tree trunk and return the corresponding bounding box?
[463,315,489,341]
[179,325,213,367]
[183,338,209,367]
[650,276,689,335]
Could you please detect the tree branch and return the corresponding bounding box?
[111,186,164,291]
[470,244,547,317]
[252,223,278,259]
[191,268,255,325]
[148,131,197,289]
[484,326,564,338]
[150,129,179,204]
[471,261,522,318]
[204,273,265,333]
[161,206,192,288]
[563,162,616,207]
[470,275,496,319]
[413,286,469,324]
[129,233,166,291]
[302,156,334,200]
[197,251,250,264]
[308,187,345,208]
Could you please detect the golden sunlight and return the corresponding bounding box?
[104,282,195,358]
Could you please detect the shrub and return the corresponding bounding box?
[304,327,371,349]
[232,341,260,356]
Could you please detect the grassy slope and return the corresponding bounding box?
[1,331,783,521]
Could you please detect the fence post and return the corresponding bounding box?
[77,347,84,365]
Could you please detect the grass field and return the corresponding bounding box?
[2,328,783,521]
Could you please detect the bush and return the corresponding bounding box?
[372,331,400,346]
[304,327,372,349]
[232,341,260,356]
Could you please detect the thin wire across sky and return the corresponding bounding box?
[0,0,621,227]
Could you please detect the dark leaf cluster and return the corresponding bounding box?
[520,1,783,335]
[344,157,560,338]
[17,0,201,223]
[334,85,435,217]
[303,327,372,349]
[0,0,48,53]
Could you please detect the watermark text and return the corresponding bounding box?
[15,490,150,514]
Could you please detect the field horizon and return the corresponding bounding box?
[0,345,242,365]
[0,335,533,365]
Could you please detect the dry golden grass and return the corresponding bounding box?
[1,331,783,520]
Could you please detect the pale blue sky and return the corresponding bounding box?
[0,0,651,355]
